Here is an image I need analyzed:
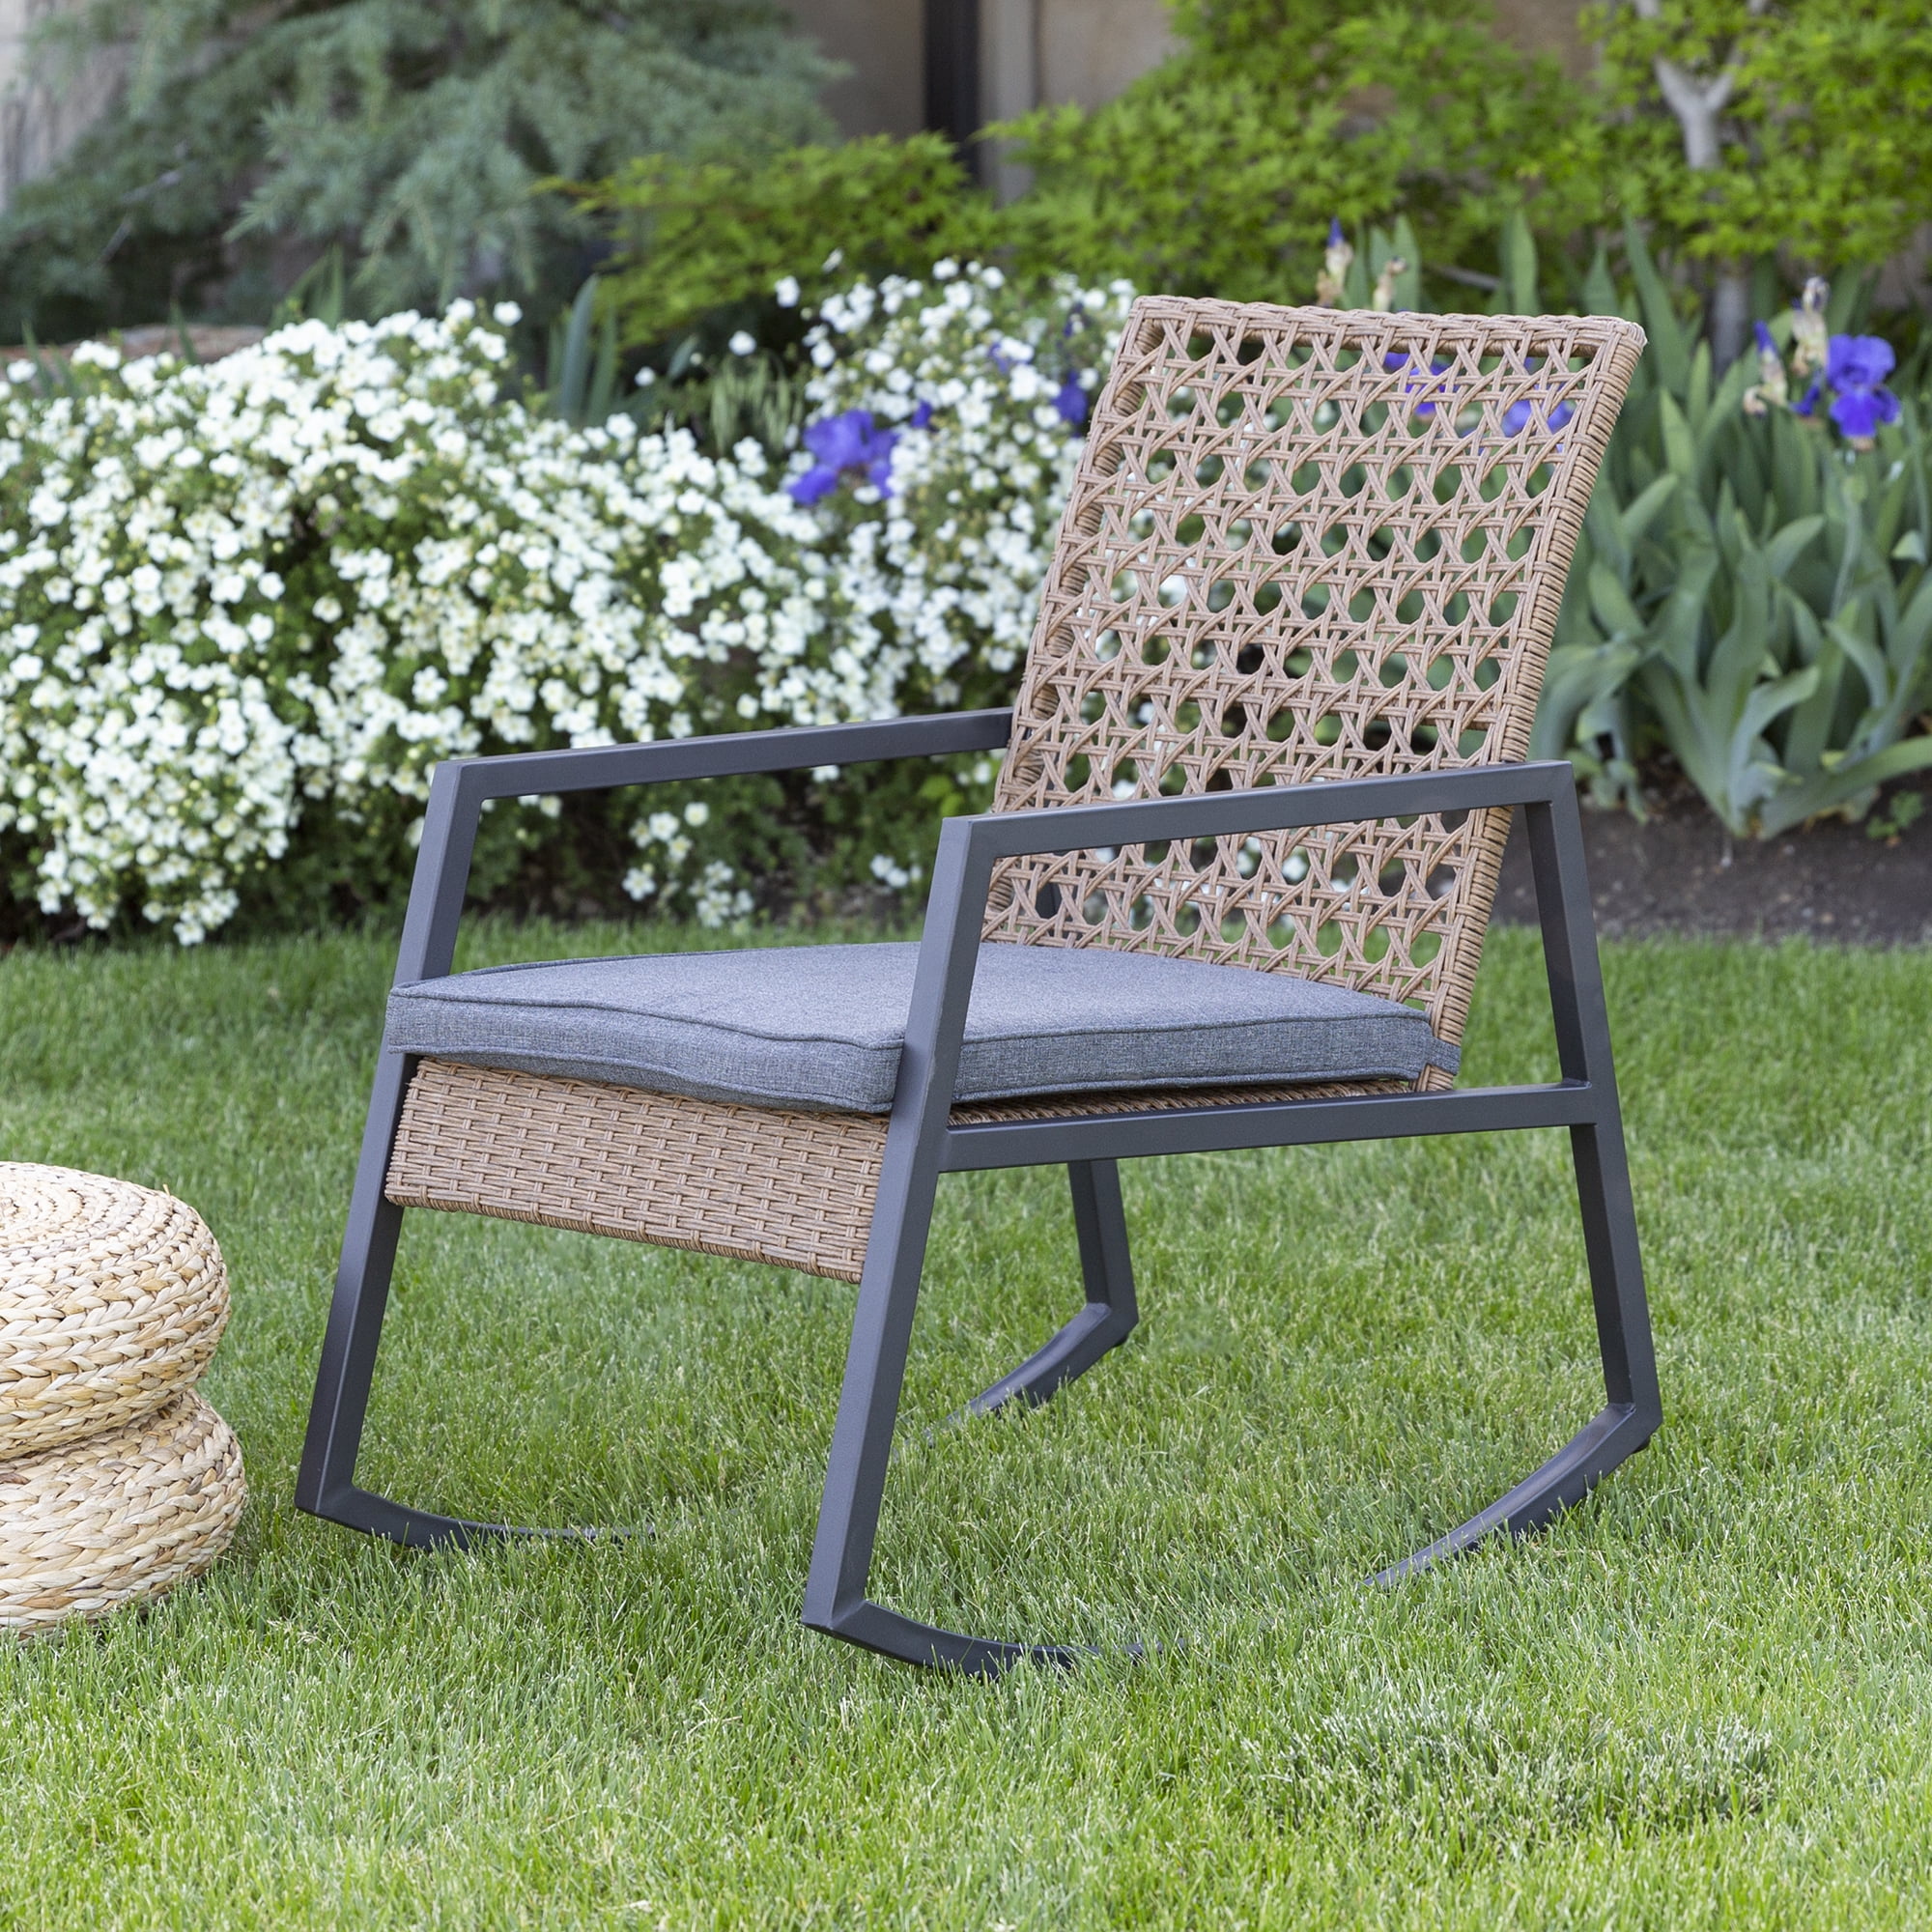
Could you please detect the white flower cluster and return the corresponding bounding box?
[0,270,1132,942]
[793,260,1136,694]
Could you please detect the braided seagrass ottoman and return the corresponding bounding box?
[0,1163,246,1633]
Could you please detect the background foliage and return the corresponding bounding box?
[0,270,1129,942]
[582,0,1586,344]
[1588,0,1932,271]
[0,0,836,341]
[990,0,1588,307]
[7,0,1932,898]
[574,133,989,353]
[1535,227,1932,835]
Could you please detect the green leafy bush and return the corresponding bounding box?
[573,134,992,350]
[991,0,1585,307]
[1577,0,1932,362]
[576,0,1580,358]
[1588,0,1932,273]
[1535,227,1932,836]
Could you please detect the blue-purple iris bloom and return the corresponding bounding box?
[1795,334,1902,441]
[1501,397,1576,437]
[788,408,917,505]
[1383,350,1457,418]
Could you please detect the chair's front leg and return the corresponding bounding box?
[296,1047,637,1549]
[802,820,1086,1672]
[802,1101,1078,1672]
[295,1049,413,1525]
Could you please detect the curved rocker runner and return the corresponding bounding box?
[296,298,1662,1671]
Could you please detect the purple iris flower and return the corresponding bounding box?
[1501,397,1577,437]
[1328,217,1346,248]
[1824,333,1901,441]
[787,408,900,504]
[1386,350,1455,417]
[1053,375,1089,427]
[1754,321,1777,358]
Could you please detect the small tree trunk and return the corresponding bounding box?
[1636,0,1758,367]
[1710,264,1750,371]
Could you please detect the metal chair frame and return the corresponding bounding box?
[296,710,1660,1674]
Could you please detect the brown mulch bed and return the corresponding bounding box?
[1492,777,1932,944]
[1,325,265,368]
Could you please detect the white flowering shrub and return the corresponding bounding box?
[787,260,1133,685]
[0,272,1132,942]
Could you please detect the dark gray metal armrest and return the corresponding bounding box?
[394,710,1013,983]
[896,760,1599,1121]
[968,758,1570,861]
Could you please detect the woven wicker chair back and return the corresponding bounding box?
[988,298,1644,1059]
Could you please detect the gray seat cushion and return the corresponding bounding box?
[385,942,1458,1115]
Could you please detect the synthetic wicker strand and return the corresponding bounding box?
[386,1060,1406,1282]
[987,299,1644,1058]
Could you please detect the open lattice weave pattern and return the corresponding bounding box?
[988,298,1644,1056]
[0,1391,245,1632]
[1,1163,231,1460]
[386,1060,1406,1282]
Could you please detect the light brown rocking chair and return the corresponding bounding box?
[297,297,1660,1672]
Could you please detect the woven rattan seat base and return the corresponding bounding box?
[0,1390,246,1633]
[1,1163,231,1460]
[385,1058,1411,1282]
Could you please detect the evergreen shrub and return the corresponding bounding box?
[0,0,837,340]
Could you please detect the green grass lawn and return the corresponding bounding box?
[5,919,1932,1927]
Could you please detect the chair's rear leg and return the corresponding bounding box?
[1569,1117,1662,1439]
[297,1051,627,1550]
[1377,1105,1661,1582]
[964,1159,1140,1417]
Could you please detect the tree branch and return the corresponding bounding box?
[1625,0,1767,170]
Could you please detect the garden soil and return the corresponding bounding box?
[1492,779,1932,944]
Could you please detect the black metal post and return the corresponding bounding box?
[962,1161,1139,1416]
[924,0,981,172]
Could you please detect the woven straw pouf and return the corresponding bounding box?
[1,1162,230,1457]
[0,1391,246,1631]
[1,1162,244,1630]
